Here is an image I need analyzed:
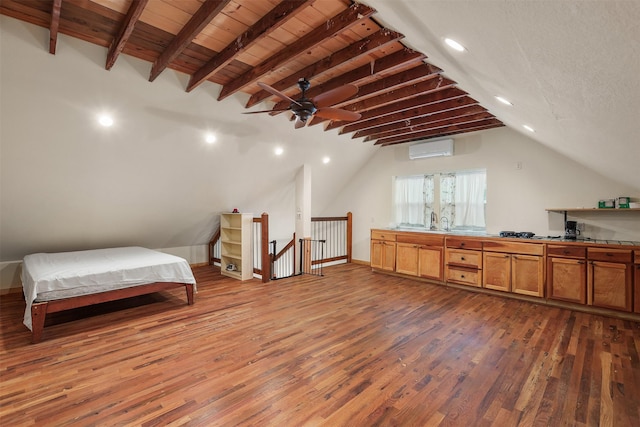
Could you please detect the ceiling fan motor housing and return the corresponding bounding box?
[293,99,317,122]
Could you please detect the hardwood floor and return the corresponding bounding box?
[1,263,639,426]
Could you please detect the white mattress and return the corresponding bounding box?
[21,247,196,331]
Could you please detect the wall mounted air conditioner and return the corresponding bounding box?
[409,138,454,159]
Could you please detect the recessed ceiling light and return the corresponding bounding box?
[495,96,513,106]
[98,114,114,127]
[322,156,330,164]
[444,38,465,52]
[205,133,217,144]
[274,146,284,155]
[523,125,535,132]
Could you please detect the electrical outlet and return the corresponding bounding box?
[577,222,585,232]
[516,161,523,170]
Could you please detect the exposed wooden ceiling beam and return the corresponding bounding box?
[187,0,313,93]
[335,76,457,116]
[363,111,494,141]
[149,0,231,82]
[48,0,61,54]
[376,119,504,146]
[339,95,477,134]
[218,3,376,101]
[326,87,467,132]
[271,48,425,113]
[245,28,404,108]
[106,0,149,70]
[353,104,487,139]
[331,62,443,108]
[306,62,444,126]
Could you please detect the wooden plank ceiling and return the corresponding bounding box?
[1,0,504,146]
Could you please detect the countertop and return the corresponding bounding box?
[382,228,640,247]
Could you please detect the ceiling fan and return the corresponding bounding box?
[245,78,362,128]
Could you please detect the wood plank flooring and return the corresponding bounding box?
[1,263,639,426]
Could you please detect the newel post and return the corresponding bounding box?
[347,211,353,263]
[261,212,270,283]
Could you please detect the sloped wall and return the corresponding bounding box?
[0,16,377,273]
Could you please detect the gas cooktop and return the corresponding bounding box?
[499,231,536,238]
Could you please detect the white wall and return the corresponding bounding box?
[323,127,640,262]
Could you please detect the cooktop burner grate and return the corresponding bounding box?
[499,231,535,238]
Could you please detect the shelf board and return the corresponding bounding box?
[546,208,640,213]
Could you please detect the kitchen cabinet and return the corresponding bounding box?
[482,240,545,296]
[395,234,444,280]
[635,251,640,314]
[546,245,587,304]
[588,248,633,312]
[445,237,483,287]
[371,230,396,272]
[483,252,510,291]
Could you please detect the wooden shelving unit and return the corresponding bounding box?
[220,213,253,281]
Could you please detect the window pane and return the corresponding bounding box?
[394,175,426,226]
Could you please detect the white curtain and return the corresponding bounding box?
[394,175,426,226]
[453,171,486,227]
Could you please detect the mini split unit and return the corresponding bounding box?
[408,138,454,159]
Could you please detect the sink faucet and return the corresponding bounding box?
[441,217,449,232]
[430,211,438,230]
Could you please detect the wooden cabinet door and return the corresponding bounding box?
[547,257,587,304]
[396,243,419,276]
[382,242,396,272]
[419,246,443,281]
[511,255,544,297]
[588,261,632,312]
[635,263,640,313]
[370,240,384,270]
[483,252,511,292]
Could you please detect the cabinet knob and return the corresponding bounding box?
[461,242,466,246]
[461,274,465,278]
[461,257,466,261]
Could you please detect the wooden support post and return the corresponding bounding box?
[261,212,270,283]
[346,211,353,263]
[302,237,312,274]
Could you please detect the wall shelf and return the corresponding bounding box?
[546,208,640,223]
[546,208,640,213]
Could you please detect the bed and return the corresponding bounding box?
[22,246,196,343]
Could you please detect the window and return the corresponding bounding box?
[394,170,486,231]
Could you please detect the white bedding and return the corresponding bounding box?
[21,247,196,331]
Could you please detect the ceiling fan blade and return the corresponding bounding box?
[294,117,307,129]
[315,107,361,122]
[257,82,301,106]
[242,108,291,114]
[313,84,358,108]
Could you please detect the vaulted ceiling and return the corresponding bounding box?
[0,0,504,146]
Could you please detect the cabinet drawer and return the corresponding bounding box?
[635,250,640,264]
[446,266,481,287]
[588,248,632,263]
[371,230,396,242]
[397,233,444,246]
[446,237,483,250]
[547,245,586,259]
[482,240,544,256]
[446,248,482,268]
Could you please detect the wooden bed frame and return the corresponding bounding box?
[30,281,195,343]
